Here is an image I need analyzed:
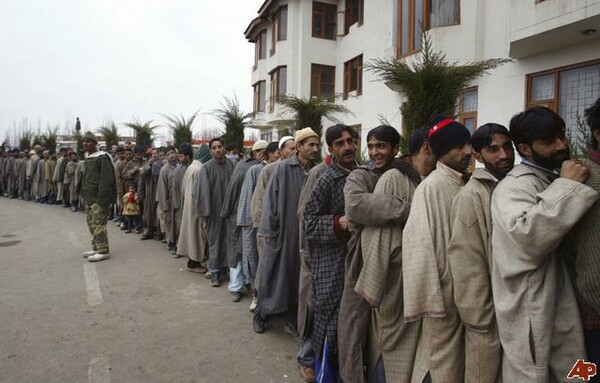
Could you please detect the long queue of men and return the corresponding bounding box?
[3,99,600,383]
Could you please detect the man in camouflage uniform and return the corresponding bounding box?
[78,131,116,262]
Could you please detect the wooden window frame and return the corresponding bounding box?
[312,2,337,40]
[456,86,478,132]
[344,55,363,99]
[269,66,287,112]
[253,80,266,113]
[344,0,364,35]
[271,6,288,56]
[397,0,460,58]
[255,29,267,65]
[525,59,600,112]
[311,64,336,101]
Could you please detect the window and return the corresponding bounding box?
[527,60,600,148]
[255,30,267,66]
[313,2,337,40]
[253,81,266,112]
[350,124,363,155]
[345,0,363,34]
[269,66,287,111]
[311,64,336,101]
[261,132,273,142]
[456,87,478,133]
[397,0,459,57]
[344,55,363,99]
[271,6,288,55]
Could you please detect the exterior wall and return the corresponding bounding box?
[246,0,600,151]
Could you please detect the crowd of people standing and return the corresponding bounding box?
[1,99,600,383]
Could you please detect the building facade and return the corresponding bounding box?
[245,0,600,152]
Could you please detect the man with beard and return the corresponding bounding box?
[303,124,359,381]
[569,98,600,375]
[238,141,280,309]
[402,117,472,383]
[170,144,193,256]
[255,128,320,338]
[195,138,235,287]
[178,144,212,272]
[156,146,178,252]
[220,140,268,302]
[64,151,80,211]
[447,123,514,383]
[491,106,598,382]
[79,132,116,262]
[139,148,162,240]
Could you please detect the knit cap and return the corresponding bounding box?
[278,136,294,149]
[295,128,319,144]
[82,131,97,143]
[428,118,471,157]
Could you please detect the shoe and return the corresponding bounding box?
[210,273,220,287]
[88,253,110,262]
[298,365,316,383]
[249,296,258,312]
[141,234,153,240]
[284,322,300,341]
[253,310,266,333]
[111,217,120,222]
[186,264,208,274]
[204,270,212,280]
[125,229,132,233]
[82,250,96,258]
[120,225,127,231]
[173,253,184,259]
[231,292,242,303]
[135,228,142,234]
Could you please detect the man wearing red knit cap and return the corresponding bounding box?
[402,116,472,383]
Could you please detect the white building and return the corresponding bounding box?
[244,0,600,151]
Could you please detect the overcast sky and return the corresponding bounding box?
[0,0,264,145]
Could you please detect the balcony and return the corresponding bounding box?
[509,0,600,58]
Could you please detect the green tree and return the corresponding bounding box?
[41,126,58,152]
[212,95,252,150]
[367,32,511,152]
[124,119,158,150]
[18,130,33,151]
[96,120,120,148]
[567,113,593,159]
[277,95,350,137]
[160,111,199,149]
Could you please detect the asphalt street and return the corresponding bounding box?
[0,198,299,383]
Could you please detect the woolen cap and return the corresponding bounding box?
[294,128,319,144]
[252,140,268,151]
[278,136,294,149]
[82,131,97,143]
[428,119,471,157]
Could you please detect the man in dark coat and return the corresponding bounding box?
[195,138,235,287]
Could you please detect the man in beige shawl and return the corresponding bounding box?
[402,117,473,383]
[338,125,417,383]
[447,123,514,383]
[491,107,598,382]
[177,144,212,272]
[355,128,435,383]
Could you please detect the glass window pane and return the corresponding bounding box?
[280,67,287,95]
[559,64,600,147]
[462,90,478,113]
[464,118,475,133]
[430,0,459,28]
[279,6,288,41]
[402,0,409,55]
[414,0,423,50]
[531,74,555,101]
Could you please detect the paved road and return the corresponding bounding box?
[0,198,299,383]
